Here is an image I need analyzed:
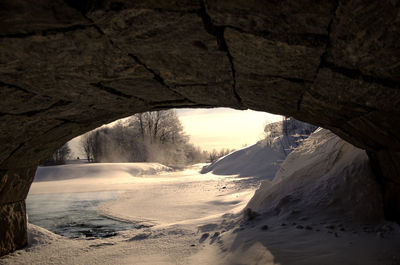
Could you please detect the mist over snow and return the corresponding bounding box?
[34,163,172,182]
[30,163,173,194]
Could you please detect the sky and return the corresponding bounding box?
[176,108,282,151]
[68,108,283,156]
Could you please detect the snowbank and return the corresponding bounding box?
[200,141,286,180]
[247,128,384,222]
[201,118,316,180]
[27,223,63,247]
[34,162,172,182]
[189,129,399,265]
[1,223,200,265]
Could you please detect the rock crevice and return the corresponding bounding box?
[198,0,242,105]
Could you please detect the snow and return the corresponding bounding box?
[34,162,172,182]
[97,165,255,227]
[247,128,384,222]
[27,223,63,247]
[1,163,257,264]
[189,219,400,265]
[189,129,400,265]
[200,141,286,180]
[30,163,173,194]
[2,129,400,265]
[201,118,316,180]
[4,223,199,265]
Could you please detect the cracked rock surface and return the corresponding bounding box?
[0,0,399,256]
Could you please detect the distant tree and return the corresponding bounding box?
[55,144,71,164]
[218,148,231,158]
[42,143,71,165]
[77,110,207,166]
[124,110,191,165]
[263,117,317,155]
[128,110,187,145]
[282,116,291,136]
[208,149,219,163]
[184,144,207,164]
[207,148,234,163]
[80,131,96,162]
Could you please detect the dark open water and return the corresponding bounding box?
[26,191,136,238]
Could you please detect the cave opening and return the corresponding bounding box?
[3,108,399,264]
[25,108,283,239]
[1,0,399,262]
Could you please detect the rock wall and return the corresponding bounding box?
[0,0,399,256]
[0,201,28,256]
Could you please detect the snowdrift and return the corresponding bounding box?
[247,129,384,222]
[200,141,286,180]
[34,163,172,182]
[27,223,63,247]
[201,118,316,180]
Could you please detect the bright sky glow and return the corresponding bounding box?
[176,108,282,151]
[69,108,283,156]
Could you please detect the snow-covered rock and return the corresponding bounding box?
[201,118,316,180]
[247,129,384,222]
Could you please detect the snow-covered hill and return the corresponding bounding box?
[247,128,384,222]
[187,129,397,265]
[201,118,316,180]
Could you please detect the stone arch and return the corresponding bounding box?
[0,0,399,256]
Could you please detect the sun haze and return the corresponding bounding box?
[176,108,283,151]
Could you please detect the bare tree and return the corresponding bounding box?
[136,113,145,140]
[130,110,187,145]
[55,144,71,163]
[208,149,219,163]
[263,117,317,155]
[207,148,234,163]
[80,131,97,162]
[77,109,206,166]
[42,143,71,165]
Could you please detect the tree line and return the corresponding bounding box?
[43,110,238,166]
[78,110,198,166]
[78,110,233,167]
[42,143,71,166]
[43,113,317,167]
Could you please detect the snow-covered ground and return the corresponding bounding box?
[2,130,400,265]
[200,141,286,180]
[1,163,256,264]
[30,163,254,227]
